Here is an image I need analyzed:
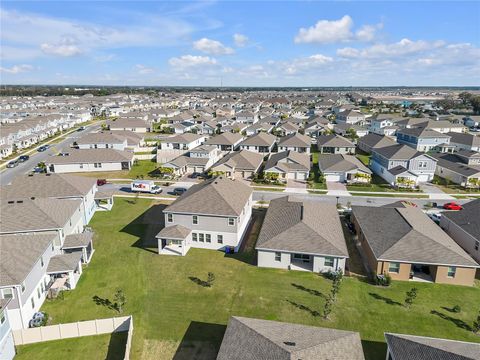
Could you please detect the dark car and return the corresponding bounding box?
[173,187,187,196]
[6,160,19,168]
[97,179,107,186]
[189,172,199,179]
[32,166,46,174]
[77,126,86,131]
[37,145,48,152]
[18,155,30,162]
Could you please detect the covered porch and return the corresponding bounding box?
[62,231,95,264]
[47,252,83,292]
[156,225,191,256]
[290,253,314,272]
[94,190,115,211]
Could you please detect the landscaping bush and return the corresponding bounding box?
[453,305,461,313]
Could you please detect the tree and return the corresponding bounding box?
[346,128,359,141]
[323,295,333,320]
[114,288,126,313]
[207,272,216,287]
[473,311,480,334]
[404,287,418,308]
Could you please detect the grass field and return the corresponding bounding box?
[15,332,127,360]
[40,199,480,360]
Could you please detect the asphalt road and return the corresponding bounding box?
[0,124,101,185]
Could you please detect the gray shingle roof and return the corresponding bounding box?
[239,132,277,147]
[205,132,243,146]
[352,206,478,267]
[0,198,81,234]
[47,253,83,273]
[358,133,396,149]
[1,173,96,199]
[0,233,55,286]
[264,151,310,172]
[256,196,348,257]
[47,149,134,165]
[431,154,480,177]
[442,199,480,242]
[373,144,423,160]
[164,176,252,216]
[317,135,355,148]
[385,333,480,360]
[156,224,191,240]
[278,133,311,147]
[217,316,365,360]
[165,133,204,144]
[63,232,93,249]
[318,154,371,174]
[213,150,263,171]
[447,132,480,147]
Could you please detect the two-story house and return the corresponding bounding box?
[0,299,15,360]
[156,177,253,256]
[396,128,451,152]
[371,144,437,187]
[162,145,222,176]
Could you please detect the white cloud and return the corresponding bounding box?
[40,37,83,57]
[282,54,334,75]
[356,25,376,42]
[169,55,217,68]
[337,38,446,59]
[233,33,249,47]
[295,15,354,44]
[0,64,33,74]
[193,38,234,55]
[135,64,154,74]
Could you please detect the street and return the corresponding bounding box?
[0,124,101,185]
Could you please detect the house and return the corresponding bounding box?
[1,173,98,225]
[277,133,311,154]
[440,199,480,264]
[317,135,355,155]
[303,120,327,139]
[162,145,221,176]
[217,316,365,360]
[432,152,480,188]
[156,177,252,256]
[351,205,479,286]
[336,109,365,124]
[159,134,206,151]
[204,132,244,151]
[385,333,480,360]
[274,122,300,136]
[264,151,310,182]
[396,128,451,152]
[318,154,372,183]
[369,117,398,136]
[447,132,480,152]
[0,299,15,360]
[357,133,396,154]
[106,118,150,132]
[371,144,437,187]
[45,149,134,173]
[244,122,274,136]
[210,150,263,180]
[333,123,369,138]
[256,197,348,273]
[75,131,128,150]
[238,132,277,153]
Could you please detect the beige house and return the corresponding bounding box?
[211,150,263,180]
[264,151,310,182]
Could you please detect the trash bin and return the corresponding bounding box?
[432,202,438,208]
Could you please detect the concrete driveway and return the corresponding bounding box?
[326,181,351,197]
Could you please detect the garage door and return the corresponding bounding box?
[295,172,307,180]
[325,174,341,182]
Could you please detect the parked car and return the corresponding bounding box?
[97,179,107,186]
[443,202,463,211]
[173,187,187,196]
[6,160,19,168]
[18,155,30,162]
[32,166,46,174]
[189,172,199,179]
[37,145,49,152]
[77,126,86,131]
[428,213,442,224]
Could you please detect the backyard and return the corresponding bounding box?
[40,198,480,360]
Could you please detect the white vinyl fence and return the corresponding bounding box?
[13,316,133,360]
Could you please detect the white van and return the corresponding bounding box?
[130,180,162,194]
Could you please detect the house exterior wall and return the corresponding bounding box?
[257,250,346,273]
[0,307,15,360]
[77,142,126,150]
[50,161,130,174]
[436,165,478,187]
[440,217,480,264]
[433,266,476,286]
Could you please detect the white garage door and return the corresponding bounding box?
[325,174,341,182]
[295,172,307,180]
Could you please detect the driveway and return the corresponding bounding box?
[419,183,454,200]
[285,179,307,193]
[326,182,351,197]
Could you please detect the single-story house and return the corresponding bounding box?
[277,133,311,154]
[46,149,134,173]
[432,153,480,188]
[357,133,396,154]
[256,196,349,273]
[351,205,479,286]
[318,154,372,183]
[217,316,365,360]
[204,132,244,151]
[210,150,263,180]
[264,151,310,182]
[238,132,277,153]
[317,135,356,155]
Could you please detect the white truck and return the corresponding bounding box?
[130,180,162,194]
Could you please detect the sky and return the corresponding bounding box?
[1,1,479,87]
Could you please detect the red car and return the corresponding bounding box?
[443,202,462,211]
[97,179,107,186]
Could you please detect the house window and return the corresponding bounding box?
[228,218,235,226]
[324,257,335,267]
[40,256,44,267]
[192,233,197,242]
[475,240,479,251]
[419,161,427,168]
[447,266,456,278]
[192,215,198,225]
[0,311,5,325]
[31,297,35,309]
[388,262,400,274]
[167,214,173,223]
[275,252,281,262]
[79,164,83,169]
[293,254,310,263]
[1,288,13,299]
[199,233,204,242]
[21,282,26,293]
[206,234,211,243]
[217,235,223,244]
[37,287,41,299]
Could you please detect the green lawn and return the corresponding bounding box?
[40,199,480,360]
[308,150,327,190]
[15,332,127,360]
[356,153,371,166]
[432,175,480,194]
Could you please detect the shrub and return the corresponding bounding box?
[453,305,461,313]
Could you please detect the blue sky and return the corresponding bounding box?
[1,1,479,86]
